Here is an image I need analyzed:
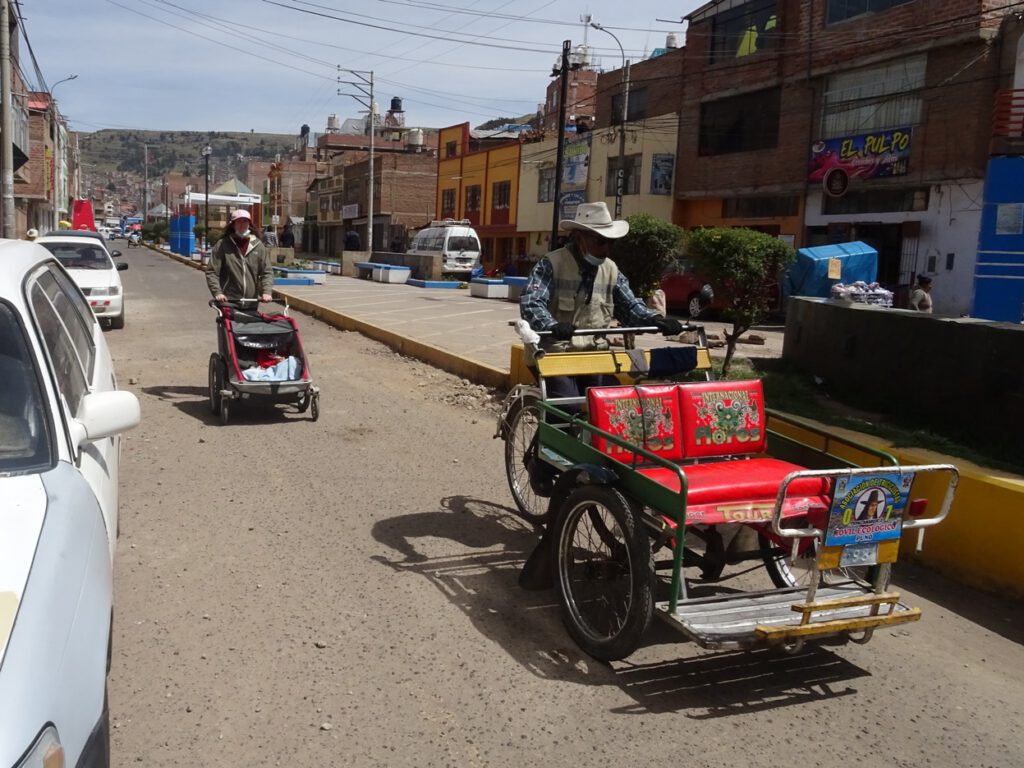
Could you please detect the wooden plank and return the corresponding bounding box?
[755,609,921,638]
[790,591,902,614]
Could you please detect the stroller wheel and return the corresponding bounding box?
[297,391,311,413]
[208,354,223,414]
[310,393,320,422]
[219,397,230,425]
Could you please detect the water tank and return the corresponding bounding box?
[666,33,679,49]
[405,128,424,151]
[390,96,403,112]
[300,124,310,137]
[326,114,340,131]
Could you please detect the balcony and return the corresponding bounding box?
[991,88,1024,156]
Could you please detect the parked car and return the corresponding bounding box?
[42,230,122,253]
[408,219,482,277]
[661,259,783,318]
[35,235,128,329]
[0,239,140,768]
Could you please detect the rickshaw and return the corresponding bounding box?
[496,325,958,661]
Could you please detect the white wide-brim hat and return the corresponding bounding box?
[559,201,629,239]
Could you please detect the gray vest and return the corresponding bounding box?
[543,246,619,353]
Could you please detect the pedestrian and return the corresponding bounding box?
[280,222,296,249]
[520,201,683,400]
[345,227,362,251]
[909,274,933,313]
[205,209,273,304]
[264,225,279,248]
[390,234,405,253]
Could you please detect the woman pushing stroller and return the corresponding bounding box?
[206,209,273,303]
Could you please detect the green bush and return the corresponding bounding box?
[611,213,685,299]
[142,220,169,244]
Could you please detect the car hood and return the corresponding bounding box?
[66,268,118,290]
[0,474,47,667]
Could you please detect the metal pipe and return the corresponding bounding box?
[549,39,571,248]
[1,0,15,237]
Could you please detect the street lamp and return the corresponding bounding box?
[48,75,77,230]
[50,73,78,97]
[202,145,212,258]
[591,22,630,219]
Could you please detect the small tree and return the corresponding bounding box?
[688,227,796,375]
[611,213,685,299]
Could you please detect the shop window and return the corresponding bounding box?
[492,180,511,210]
[821,55,925,138]
[538,167,556,203]
[441,188,456,217]
[605,154,642,196]
[827,0,912,24]
[821,187,929,214]
[466,184,482,212]
[611,88,648,124]
[722,195,799,218]
[709,0,779,63]
[699,88,781,156]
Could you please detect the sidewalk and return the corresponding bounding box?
[273,274,785,385]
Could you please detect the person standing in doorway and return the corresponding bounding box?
[345,227,362,251]
[280,222,296,248]
[909,274,933,313]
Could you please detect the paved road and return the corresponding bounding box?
[105,249,1023,767]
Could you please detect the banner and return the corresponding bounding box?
[559,191,586,222]
[650,154,675,195]
[809,127,912,183]
[561,133,591,191]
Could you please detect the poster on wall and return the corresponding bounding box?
[649,154,675,195]
[559,191,587,222]
[809,127,912,183]
[995,203,1024,235]
[561,133,591,191]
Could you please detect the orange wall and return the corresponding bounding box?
[674,197,805,247]
[482,144,520,226]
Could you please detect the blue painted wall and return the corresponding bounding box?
[974,156,1024,322]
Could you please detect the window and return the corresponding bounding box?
[331,194,344,211]
[699,88,781,155]
[827,0,911,24]
[821,55,925,138]
[492,180,511,210]
[445,140,458,158]
[37,269,94,382]
[611,87,648,124]
[538,167,556,203]
[822,187,929,214]
[722,195,800,218]
[48,264,97,351]
[441,188,456,217]
[605,154,643,196]
[0,301,53,473]
[30,279,89,415]
[320,195,330,212]
[465,184,482,212]
[709,0,779,63]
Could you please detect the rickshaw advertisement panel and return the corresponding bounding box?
[824,472,916,547]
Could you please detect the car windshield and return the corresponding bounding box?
[448,236,479,252]
[40,243,114,270]
[0,302,53,473]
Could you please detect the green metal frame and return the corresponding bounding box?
[765,408,899,468]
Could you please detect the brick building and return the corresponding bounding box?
[540,56,598,134]
[676,0,1018,314]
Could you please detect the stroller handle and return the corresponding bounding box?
[210,298,261,310]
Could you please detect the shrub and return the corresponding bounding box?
[611,213,685,300]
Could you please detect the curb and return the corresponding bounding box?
[155,246,511,390]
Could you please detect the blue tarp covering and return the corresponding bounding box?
[784,241,878,298]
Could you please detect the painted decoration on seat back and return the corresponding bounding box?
[587,385,683,462]
[678,379,766,458]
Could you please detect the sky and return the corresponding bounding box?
[22,0,702,136]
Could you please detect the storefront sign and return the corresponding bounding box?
[342,203,359,219]
[822,167,850,198]
[561,134,591,191]
[809,127,912,183]
[559,191,586,221]
[650,154,675,195]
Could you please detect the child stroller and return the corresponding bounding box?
[208,299,320,424]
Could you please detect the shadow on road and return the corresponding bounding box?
[372,495,869,717]
[141,384,313,426]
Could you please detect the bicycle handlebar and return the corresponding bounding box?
[508,321,702,337]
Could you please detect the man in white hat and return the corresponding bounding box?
[206,209,273,303]
[520,201,682,398]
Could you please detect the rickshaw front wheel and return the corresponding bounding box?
[554,485,654,662]
[503,392,549,526]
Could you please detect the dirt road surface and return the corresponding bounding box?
[106,249,1023,767]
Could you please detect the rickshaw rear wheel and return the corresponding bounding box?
[503,392,549,526]
[208,354,223,414]
[758,529,821,589]
[554,485,654,662]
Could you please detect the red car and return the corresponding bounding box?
[661,260,782,318]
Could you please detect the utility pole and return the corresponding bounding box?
[338,67,375,253]
[142,143,149,231]
[1,0,16,238]
[550,39,572,248]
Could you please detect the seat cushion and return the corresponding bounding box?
[638,458,831,526]
[587,384,683,462]
[677,379,766,458]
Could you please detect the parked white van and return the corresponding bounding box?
[408,219,482,276]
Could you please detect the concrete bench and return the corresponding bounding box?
[470,278,509,299]
[503,276,529,302]
[373,264,411,284]
[273,267,326,285]
[354,261,385,279]
[408,278,461,289]
[273,277,316,286]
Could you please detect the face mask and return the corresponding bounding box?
[234,228,250,239]
[583,253,605,266]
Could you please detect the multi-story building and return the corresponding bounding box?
[539,47,599,134]
[676,0,1018,314]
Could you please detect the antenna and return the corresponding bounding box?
[580,13,591,59]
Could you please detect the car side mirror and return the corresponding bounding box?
[69,391,141,448]
[111,250,123,258]
[116,261,128,271]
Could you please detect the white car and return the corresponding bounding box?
[0,240,139,768]
[35,235,128,329]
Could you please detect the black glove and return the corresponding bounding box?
[549,322,576,341]
[653,316,684,336]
